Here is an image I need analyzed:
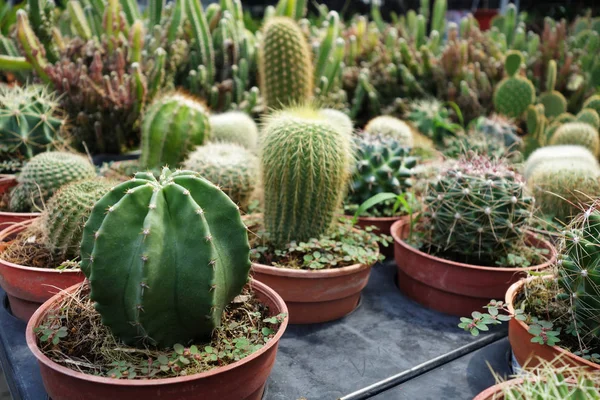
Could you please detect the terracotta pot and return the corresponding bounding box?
[0,222,84,322]
[506,276,600,371]
[352,214,409,258]
[472,379,523,400]
[0,175,40,227]
[391,219,557,316]
[252,258,375,324]
[474,9,498,31]
[26,279,288,400]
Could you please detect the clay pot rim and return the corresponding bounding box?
[251,260,374,279]
[505,275,600,370]
[0,175,41,219]
[390,219,557,273]
[472,378,524,400]
[0,222,80,275]
[26,279,289,386]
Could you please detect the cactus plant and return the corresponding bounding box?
[41,178,115,259]
[424,154,534,259]
[208,111,258,151]
[583,95,600,116]
[548,122,600,156]
[259,17,313,109]
[474,114,521,149]
[9,151,96,212]
[319,108,353,136]
[0,84,65,161]
[183,143,258,210]
[140,93,210,170]
[261,105,353,246]
[79,168,251,347]
[493,51,535,118]
[538,60,567,118]
[527,159,600,222]
[524,145,599,180]
[576,108,600,129]
[405,98,457,144]
[364,116,414,147]
[347,133,417,215]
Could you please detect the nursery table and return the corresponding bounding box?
[0,261,511,400]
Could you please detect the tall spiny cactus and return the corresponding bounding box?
[493,51,535,118]
[259,17,313,109]
[261,106,353,246]
[80,168,251,347]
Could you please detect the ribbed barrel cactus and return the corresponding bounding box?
[140,93,210,170]
[209,112,258,151]
[261,106,353,246]
[347,133,416,213]
[259,17,313,109]
[493,51,535,118]
[548,122,600,156]
[424,154,534,259]
[364,116,414,147]
[183,143,258,210]
[80,168,251,347]
[0,85,65,161]
[42,178,115,259]
[558,206,600,339]
[10,151,96,212]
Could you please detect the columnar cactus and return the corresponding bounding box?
[261,106,353,246]
[548,122,600,156]
[364,116,414,147]
[259,17,313,109]
[347,133,417,214]
[80,168,251,347]
[493,51,535,118]
[42,178,115,259]
[10,151,96,212]
[0,85,65,160]
[424,154,534,259]
[527,160,600,222]
[140,93,210,170]
[538,60,567,118]
[208,112,259,151]
[557,206,600,339]
[523,145,599,180]
[183,143,258,210]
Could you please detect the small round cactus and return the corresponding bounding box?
[582,94,600,116]
[9,151,96,212]
[576,108,600,129]
[183,143,258,210]
[209,111,259,151]
[364,116,414,147]
[523,145,599,180]
[319,108,353,136]
[548,122,600,156]
[474,114,521,149]
[42,178,115,259]
[140,92,210,170]
[424,154,534,259]
[493,51,536,118]
[261,105,353,246]
[80,168,251,347]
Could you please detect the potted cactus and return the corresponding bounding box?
[391,153,556,316]
[26,168,288,400]
[249,105,384,324]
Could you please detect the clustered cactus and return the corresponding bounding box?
[80,168,251,347]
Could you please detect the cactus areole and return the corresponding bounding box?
[80,168,251,347]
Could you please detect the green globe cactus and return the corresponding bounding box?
[424,154,534,259]
[577,108,600,129]
[538,60,567,119]
[80,168,251,347]
[259,17,313,109]
[493,51,535,118]
[554,113,576,124]
[347,133,417,215]
[261,106,353,246]
[9,151,96,212]
[527,159,600,222]
[523,145,599,180]
[319,108,353,136]
[582,95,600,116]
[0,84,65,161]
[548,122,600,156]
[140,93,210,170]
[364,116,414,147]
[42,178,115,259]
[208,112,259,151]
[183,143,258,210]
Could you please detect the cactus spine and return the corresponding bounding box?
[259,17,313,109]
[208,112,258,151]
[261,106,353,246]
[493,51,535,118]
[80,168,251,347]
[140,93,210,170]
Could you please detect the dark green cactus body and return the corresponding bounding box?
[261,106,353,246]
[0,85,65,160]
[10,151,96,212]
[347,133,416,212]
[558,208,600,339]
[80,168,251,347]
[42,178,115,259]
[424,155,534,259]
[140,93,210,170]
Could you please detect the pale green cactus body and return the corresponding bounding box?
[364,116,414,147]
[208,111,258,150]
